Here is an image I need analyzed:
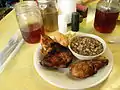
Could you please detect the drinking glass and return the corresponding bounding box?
[15,1,44,44]
[94,0,119,33]
[38,0,58,32]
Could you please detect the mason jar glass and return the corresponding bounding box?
[38,0,58,32]
[94,0,120,33]
[15,1,44,44]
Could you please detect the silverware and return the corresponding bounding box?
[0,31,22,66]
[107,36,120,44]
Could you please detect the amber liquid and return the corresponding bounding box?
[42,11,58,32]
[21,23,44,44]
[94,8,119,33]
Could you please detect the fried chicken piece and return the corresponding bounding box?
[40,42,73,68]
[91,59,108,72]
[70,58,108,79]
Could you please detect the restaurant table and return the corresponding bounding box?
[0,1,120,90]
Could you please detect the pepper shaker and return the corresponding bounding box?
[71,12,79,32]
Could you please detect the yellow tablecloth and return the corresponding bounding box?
[0,2,120,90]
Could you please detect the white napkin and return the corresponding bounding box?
[0,31,24,73]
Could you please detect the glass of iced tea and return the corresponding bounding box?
[38,0,58,32]
[94,0,119,33]
[15,1,44,44]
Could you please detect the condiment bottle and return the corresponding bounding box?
[71,12,79,32]
[76,3,88,18]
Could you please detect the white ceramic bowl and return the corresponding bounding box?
[68,33,107,60]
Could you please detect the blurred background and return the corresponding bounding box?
[0,0,19,20]
[0,0,96,20]
[0,0,36,20]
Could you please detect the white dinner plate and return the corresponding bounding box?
[34,44,113,90]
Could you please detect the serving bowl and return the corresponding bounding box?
[68,33,106,60]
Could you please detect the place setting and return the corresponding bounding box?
[32,0,119,89]
[0,0,120,90]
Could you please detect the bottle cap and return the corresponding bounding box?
[71,12,79,32]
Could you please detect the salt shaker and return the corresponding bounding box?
[58,15,67,34]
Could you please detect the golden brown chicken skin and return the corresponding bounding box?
[40,35,73,68]
[40,42,73,68]
[40,35,54,55]
[70,58,108,79]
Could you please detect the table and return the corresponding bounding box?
[0,1,120,90]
